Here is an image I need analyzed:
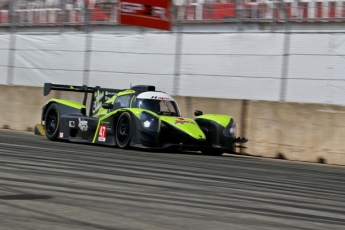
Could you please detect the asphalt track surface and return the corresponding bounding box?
[0,130,345,230]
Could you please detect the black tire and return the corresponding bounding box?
[44,103,60,141]
[201,149,224,156]
[116,112,132,148]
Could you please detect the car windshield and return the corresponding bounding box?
[133,98,180,116]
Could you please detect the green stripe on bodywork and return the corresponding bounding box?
[47,99,86,109]
[130,108,158,119]
[92,108,128,143]
[92,108,159,143]
[93,90,136,117]
[117,90,135,96]
[196,114,232,128]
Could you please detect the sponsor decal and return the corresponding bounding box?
[59,132,63,138]
[98,125,106,142]
[105,91,117,96]
[92,90,105,115]
[151,96,170,100]
[175,118,194,125]
[104,91,117,100]
[101,121,110,125]
[69,121,75,128]
[118,0,171,31]
[78,118,88,132]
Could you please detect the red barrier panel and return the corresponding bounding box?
[329,2,336,18]
[89,7,109,21]
[185,5,195,20]
[0,10,9,23]
[285,3,293,18]
[298,2,308,18]
[118,0,171,30]
[213,3,236,20]
[202,4,214,20]
[315,2,322,18]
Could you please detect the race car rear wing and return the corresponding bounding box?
[44,83,123,116]
[44,83,96,107]
[44,83,94,96]
[43,83,156,116]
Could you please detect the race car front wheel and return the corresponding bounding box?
[44,103,60,141]
[116,112,132,148]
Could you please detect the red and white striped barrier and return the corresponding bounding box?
[173,0,345,21]
[66,8,83,23]
[0,10,9,23]
[1,1,345,25]
[15,9,61,24]
[11,8,84,25]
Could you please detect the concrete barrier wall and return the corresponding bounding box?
[246,101,345,165]
[1,85,344,165]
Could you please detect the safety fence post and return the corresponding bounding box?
[236,0,244,31]
[173,4,183,96]
[82,1,92,86]
[6,0,16,85]
[280,0,290,101]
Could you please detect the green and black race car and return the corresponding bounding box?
[34,83,248,155]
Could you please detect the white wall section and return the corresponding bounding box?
[1,32,345,105]
[286,34,345,104]
[12,34,85,86]
[89,33,177,93]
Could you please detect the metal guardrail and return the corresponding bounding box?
[1,0,345,27]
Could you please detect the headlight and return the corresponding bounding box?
[223,118,236,137]
[140,112,159,131]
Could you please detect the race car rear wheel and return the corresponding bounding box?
[201,149,224,156]
[44,103,60,141]
[116,112,132,148]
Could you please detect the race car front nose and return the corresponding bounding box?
[223,118,236,138]
[181,125,206,141]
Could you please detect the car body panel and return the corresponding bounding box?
[46,99,86,109]
[160,116,206,141]
[92,108,127,143]
[195,114,231,128]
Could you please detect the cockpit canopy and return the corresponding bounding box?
[132,92,181,116]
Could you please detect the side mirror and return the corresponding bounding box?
[194,110,203,116]
[102,103,113,109]
[112,102,122,110]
